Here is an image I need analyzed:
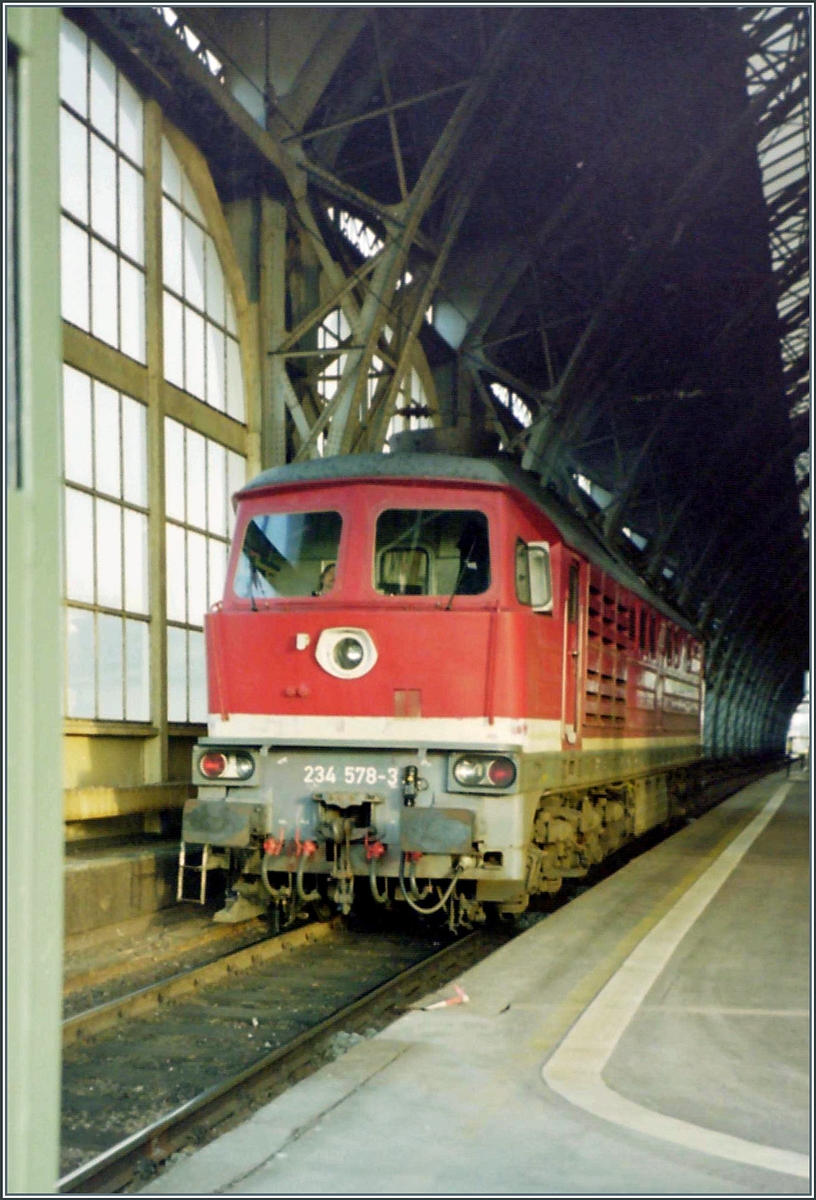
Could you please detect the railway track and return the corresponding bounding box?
[62,919,338,1047]
[58,920,505,1194]
[57,761,777,1194]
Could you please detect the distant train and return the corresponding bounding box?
[178,440,704,930]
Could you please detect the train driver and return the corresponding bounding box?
[313,561,336,596]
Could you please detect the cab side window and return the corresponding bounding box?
[515,539,553,613]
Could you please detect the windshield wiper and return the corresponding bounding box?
[445,537,475,610]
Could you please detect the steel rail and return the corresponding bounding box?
[63,915,272,998]
[57,928,496,1194]
[62,918,339,1049]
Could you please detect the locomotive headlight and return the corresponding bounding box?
[453,757,486,786]
[315,627,378,679]
[334,636,365,671]
[233,752,255,780]
[451,754,517,790]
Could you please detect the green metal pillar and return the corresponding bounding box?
[6,7,63,1192]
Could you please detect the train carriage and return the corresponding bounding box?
[178,444,703,929]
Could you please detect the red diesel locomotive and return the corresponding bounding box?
[178,445,704,929]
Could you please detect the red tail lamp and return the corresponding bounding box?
[200,752,228,779]
[487,757,517,787]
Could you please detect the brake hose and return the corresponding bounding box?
[296,852,321,904]
[398,853,464,914]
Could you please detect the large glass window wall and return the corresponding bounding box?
[58,15,249,747]
[59,19,146,362]
[161,137,244,420]
[63,364,150,720]
[165,417,245,722]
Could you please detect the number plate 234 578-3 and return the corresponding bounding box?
[303,764,399,788]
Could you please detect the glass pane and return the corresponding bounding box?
[93,381,121,498]
[63,365,93,486]
[118,74,143,165]
[161,136,182,202]
[320,370,338,402]
[233,511,343,599]
[227,452,245,535]
[90,133,117,244]
[207,537,227,606]
[187,530,208,627]
[183,215,205,309]
[378,548,428,596]
[164,418,185,521]
[205,323,225,412]
[374,509,490,596]
[162,198,182,294]
[119,159,144,264]
[205,235,225,325]
[528,545,552,610]
[185,429,206,529]
[122,396,147,506]
[226,335,244,422]
[162,291,184,387]
[89,43,116,143]
[226,293,237,337]
[166,624,188,723]
[97,611,124,720]
[60,18,87,116]
[60,108,88,223]
[184,306,205,400]
[124,509,148,614]
[96,497,123,608]
[66,607,95,718]
[124,618,150,721]
[188,629,207,723]
[182,174,205,224]
[61,217,90,330]
[165,522,187,622]
[65,487,94,603]
[515,541,531,606]
[206,439,226,535]
[90,237,118,347]
[119,259,146,363]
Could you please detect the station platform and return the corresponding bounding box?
[145,769,811,1196]
[64,838,179,938]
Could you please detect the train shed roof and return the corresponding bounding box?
[80,5,809,749]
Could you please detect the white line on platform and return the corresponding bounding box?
[642,1005,809,1018]
[543,781,810,1180]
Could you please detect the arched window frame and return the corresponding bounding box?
[58,15,260,799]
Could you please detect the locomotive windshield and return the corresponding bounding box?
[375,509,490,596]
[233,510,342,599]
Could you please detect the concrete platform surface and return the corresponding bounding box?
[144,771,811,1196]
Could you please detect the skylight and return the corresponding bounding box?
[326,206,384,259]
[492,382,533,429]
[155,8,224,80]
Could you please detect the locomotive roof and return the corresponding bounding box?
[239,453,697,634]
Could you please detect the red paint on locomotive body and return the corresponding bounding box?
[207,473,702,744]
